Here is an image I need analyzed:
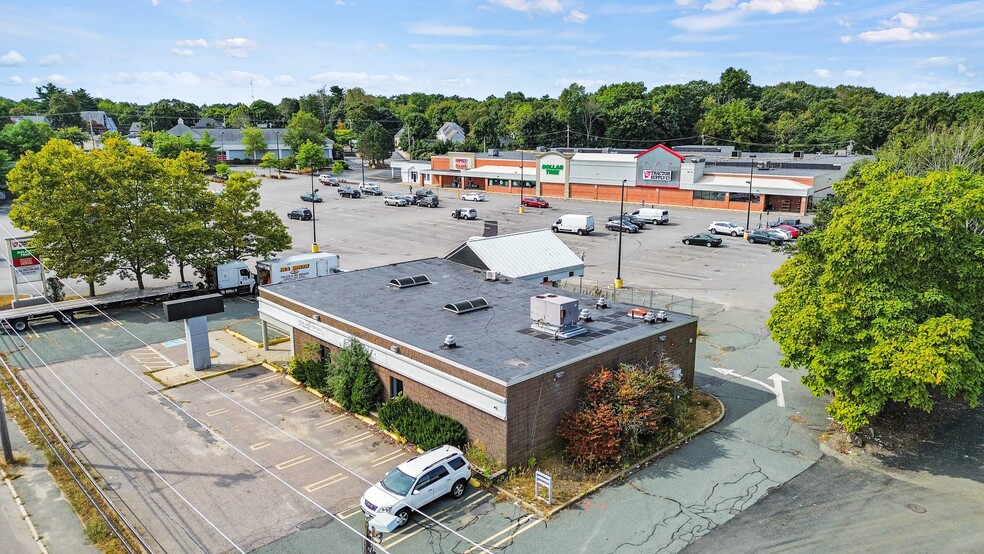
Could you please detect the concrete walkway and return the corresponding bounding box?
[147,327,292,388]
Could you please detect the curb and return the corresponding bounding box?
[160,363,258,390]
[492,391,726,519]
[0,468,48,554]
[224,327,289,349]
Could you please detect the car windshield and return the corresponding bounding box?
[380,467,415,496]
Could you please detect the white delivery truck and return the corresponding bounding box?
[255,252,341,285]
[631,208,670,225]
[551,214,595,235]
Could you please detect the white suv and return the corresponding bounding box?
[707,221,745,236]
[359,182,383,196]
[361,445,471,527]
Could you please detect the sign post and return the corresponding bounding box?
[5,236,45,299]
[534,470,553,505]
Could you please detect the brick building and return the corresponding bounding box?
[257,258,697,467]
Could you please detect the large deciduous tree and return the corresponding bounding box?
[358,122,392,165]
[209,171,290,262]
[241,125,268,163]
[160,151,215,282]
[1,119,54,158]
[768,162,984,432]
[282,111,325,154]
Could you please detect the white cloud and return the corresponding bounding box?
[565,10,588,23]
[957,64,975,77]
[171,48,194,56]
[738,0,824,14]
[704,0,737,11]
[273,75,295,86]
[104,71,200,86]
[488,0,563,13]
[408,23,537,37]
[360,43,388,52]
[840,35,851,43]
[843,69,863,77]
[38,54,63,66]
[175,38,208,47]
[1,50,26,66]
[915,56,953,67]
[675,0,700,6]
[440,78,476,87]
[410,43,509,52]
[814,68,831,77]
[212,37,258,49]
[854,12,939,43]
[7,76,23,85]
[308,71,411,87]
[670,10,744,31]
[28,74,71,85]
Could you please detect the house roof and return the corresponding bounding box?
[260,257,695,386]
[445,229,584,281]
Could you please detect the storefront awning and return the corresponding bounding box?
[682,175,813,197]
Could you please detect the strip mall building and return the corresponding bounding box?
[423,144,864,216]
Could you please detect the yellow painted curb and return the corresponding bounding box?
[162,363,260,390]
[224,327,290,349]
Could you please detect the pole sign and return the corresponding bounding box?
[6,237,42,285]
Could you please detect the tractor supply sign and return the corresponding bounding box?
[5,237,42,284]
[643,170,672,182]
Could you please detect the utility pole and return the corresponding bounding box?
[566,125,570,148]
[0,390,14,464]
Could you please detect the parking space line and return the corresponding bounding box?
[275,455,314,470]
[205,408,229,417]
[489,516,542,549]
[316,414,348,428]
[250,441,272,451]
[285,400,323,414]
[304,473,348,492]
[385,490,486,548]
[139,308,161,320]
[463,514,538,553]
[251,374,282,386]
[338,506,364,520]
[259,389,296,402]
[371,450,407,467]
[336,431,373,446]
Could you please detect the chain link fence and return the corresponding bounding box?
[555,278,695,315]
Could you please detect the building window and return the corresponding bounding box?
[693,190,726,201]
[489,178,508,187]
[729,192,760,203]
[390,376,404,398]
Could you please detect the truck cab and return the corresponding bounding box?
[206,261,256,295]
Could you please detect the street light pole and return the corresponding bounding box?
[518,150,525,214]
[275,131,281,178]
[745,154,756,232]
[311,162,319,252]
[615,178,626,289]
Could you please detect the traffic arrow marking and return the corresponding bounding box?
[710,367,789,408]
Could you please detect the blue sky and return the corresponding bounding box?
[1,0,981,105]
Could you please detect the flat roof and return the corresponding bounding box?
[262,258,695,386]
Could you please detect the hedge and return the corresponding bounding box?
[378,395,467,450]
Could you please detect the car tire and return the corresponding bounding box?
[576,229,584,236]
[683,239,690,245]
[58,312,74,324]
[770,240,779,246]
[12,319,27,333]
[731,231,738,237]
[451,479,467,499]
[710,229,718,234]
[395,507,411,528]
[706,242,712,247]
[747,237,754,243]
[552,227,559,233]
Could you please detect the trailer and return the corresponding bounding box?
[255,252,341,286]
[0,283,207,333]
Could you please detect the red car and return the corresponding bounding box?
[770,224,800,238]
[521,196,549,208]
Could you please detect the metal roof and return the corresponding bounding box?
[261,258,695,386]
[684,175,813,196]
[455,229,584,280]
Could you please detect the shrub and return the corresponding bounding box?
[328,338,381,413]
[350,362,383,415]
[378,395,467,450]
[331,160,348,173]
[214,163,230,177]
[286,342,329,392]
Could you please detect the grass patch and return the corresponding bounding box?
[0,367,140,553]
[498,391,722,508]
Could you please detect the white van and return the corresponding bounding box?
[552,214,594,235]
[631,208,670,225]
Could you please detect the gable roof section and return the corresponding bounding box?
[635,143,686,161]
[447,229,583,280]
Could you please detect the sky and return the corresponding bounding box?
[0,0,981,106]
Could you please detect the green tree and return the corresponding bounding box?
[0,119,54,158]
[717,67,754,104]
[259,152,278,176]
[208,171,290,261]
[93,136,171,290]
[697,99,765,145]
[282,111,325,154]
[70,88,99,111]
[160,151,215,282]
[276,97,300,124]
[329,338,381,415]
[358,122,392,166]
[142,99,201,131]
[249,99,279,125]
[152,131,197,159]
[295,140,326,172]
[241,125,268,163]
[877,123,984,176]
[7,139,115,296]
[54,126,89,148]
[35,83,67,111]
[47,92,84,129]
[226,104,252,128]
[769,163,984,432]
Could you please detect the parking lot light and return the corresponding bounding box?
[615,179,626,289]
[745,155,756,232]
[311,187,319,253]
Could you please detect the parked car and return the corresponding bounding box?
[360,182,383,196]
[318,174,340,186]
[747,229,786,246]
[361,445,471,528]
[772,218,814,234]
[417,195,439,208]
[521,196,549,208]
[682,233,722,247]
[451,208,478,220]
[287,208,312,221]
[605,219,639,233]
[461,192,486,202]
[707,221,745,236]
[608,214,647,229]
[770,223,800,238]
[402,194,418,205]
[384,195,408,206]
[766,226,794,240]
[414,189,437,200]
[338,186,361,198]
[300,192,323,203]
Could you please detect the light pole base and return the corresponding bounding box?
[518,206,526,214]
[312,243,320,253]
[614,278,623,289]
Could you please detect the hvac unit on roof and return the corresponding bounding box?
[488,148,500,156]
[485,270,499,281]
[732,150,742,157]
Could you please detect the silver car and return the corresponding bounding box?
[384,195,408,206]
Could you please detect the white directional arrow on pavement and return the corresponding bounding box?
[711,367,789,407]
